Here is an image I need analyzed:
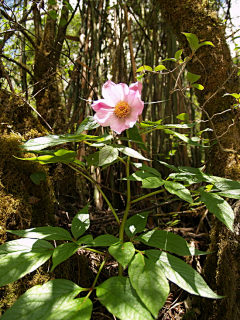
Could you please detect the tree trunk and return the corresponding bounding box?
[157,0,240,319]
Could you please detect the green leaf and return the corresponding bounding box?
[30,171,46,185]
[0,239,53,286]
[176,113,189,122]
[16,151,77,165]
[59,18,67,27]
[165,129,205,148]
[187,72,201,84]
[136,230,206,256]
[71,204,90,239]
[142,176,164,188]
[133,163,161,177]
[46,298,93,320]
[159,160,179,172]
[191,83,204,90]
[136,74,145,80]
[154,64,167,71]
[49,9,58,20]
[1,279,85,320]
[124,212,149,238]
[109,242,135,268]
[136,65,153,72]
[99,146,118,166]
[117,145,150,161]
[200,189,234,231]
[175,49,183,61]
[164,180,193,203]
[128,125,148,150]
[146,250,223,299]
[129,253,169,318]
[96,277,153,320]
[88,234,120,247]
[75,234,93,245]
[223,93,240,100]
[51,242,79,271]
[21,133,112,151]
[76,116,100,134]
[8,227,73,241]
[197,41,215,49]
[85,151,99,167]
[182,32,200,51]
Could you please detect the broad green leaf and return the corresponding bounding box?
[16,151,77,165]
[191,83,204,90]
[124,171,164,188]
[30,171,46,185]
[99,145,118,166]
[8,226,73,241]
[159,161,179,172]
[200,189,234,231]
[1,279,84,320]
[197,41,215,49]
[187,72,201,84]
[217,190,240,200]
[88,234,120,247]
[209,176,240,191]
[154,64,167,71]
[136,74,145,80]
[51,242,79,271]
[59,18,67,27]
[165,129,205,147]
[223,93,240,99]
[142,176,164,188]
[85,151,99,167]
[133,163,161,177]
[164,180,193,203]
[124,212,149,238]
[146,250,223,299]
[21,133,112,151]
[117,145,149,161]
[136,230,206,256]
[169,172,207,184]
[136,65,153,72]
[76,116,100,134]
[175,49,183,60]
[109,242,135,268]
[49,9,57,20]
[96,277,153,320]
[128,125,148,150]
[182,32,199,51]
[0,239,53,286]
[129,253,169,318]
[75,234,93,245]
[71,204,90,239]
[47,298,92,320]
[176,113,189,122]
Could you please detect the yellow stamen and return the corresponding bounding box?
[114,101,130,118]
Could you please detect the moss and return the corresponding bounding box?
[0,90,55,313]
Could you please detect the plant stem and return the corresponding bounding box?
[91,256,108,289]
[118,130,132,275]
[69,164,120,224]
[131,188,165,204]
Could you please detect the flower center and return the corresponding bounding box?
[114,101,130,118]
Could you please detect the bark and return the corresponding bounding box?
[156,0,240,319]
[32,1,69,130]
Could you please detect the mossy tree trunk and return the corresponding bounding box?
[157,0,240,319]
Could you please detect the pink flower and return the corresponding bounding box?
[91,80,144,134]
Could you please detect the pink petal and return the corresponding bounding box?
[102,81,129,105]
[110,118,129,134]
[129,82,142,95]
[124,98,144,127]
[91,99,114,111]
[94,110,116,126]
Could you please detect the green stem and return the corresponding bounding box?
[118,130,132,276]
[131,188,165,204]
[69,164,120,224]
[91,256,108,288]
[84,248,109,256]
